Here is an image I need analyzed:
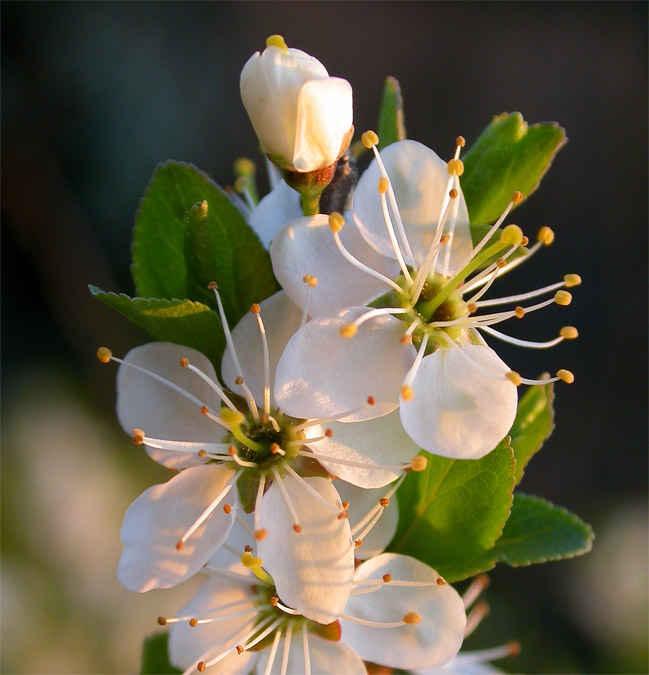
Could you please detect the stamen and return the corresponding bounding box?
[302,623,311,675]
[175,470,240,551]
[564,273,582,287]
[96,346,112,363]
[400,333,429,400]
[208,281,259,421]
[280,622,293,675]
[537,226,555,246]
[462,574,490,609]
[379,182,413,282]
[297,449,415,473]
[330,224,404,295]
[191,605,261,627]
[516,370,574,386]
[182,359,238,412]
[301,275,318,326]
[263,629,283,675]
[476,279,573,307]
[351,474,406,537]
[341,612,420,629]
[556,369,575,384]
[464,600,489,637]
[271,468,301,532]
[251,305,272,415]
[554,290,572,306]
[254,473,266,540]
[102,353,228,429]
[340,306,409,337]
[560,326,579,339]
[273,598,302,615]
[479,325,568,349]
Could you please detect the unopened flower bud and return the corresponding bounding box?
[240,36,353,173]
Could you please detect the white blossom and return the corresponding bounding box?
[271,135,579,460]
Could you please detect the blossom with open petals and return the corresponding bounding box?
[271,134,579,459]
[241,35,353,173]
[163,517,466,674]
[99,289,423,620]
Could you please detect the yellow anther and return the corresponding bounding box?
[354,539,362,548]
[439,234,450,245]
[234,176,248,193]
[293,524,302,533]
[96,347,112,363]
[378,177,389,194]
[328,211,345,232]
[235,376,244,385]
[324,428,334,437]
[400,384,414,401]
[403,612,422,625]
[401,334,413,344]
[456,135,466,148]
[255,528,268,541]
[361,130,379,148]
[221,408,245,426]
[410,455,428,472]
[207,280,218,290]
[341,501,350,510]
[514,306,525,319]
[157,617,167,626]
[235,645,244,655]
[241,551,263,569]
[554,290,572,306]
[340,323,358,338]
[537,226,555,246]
[379,497,390,507]
[197,449,207,458]
[511,190,523,204]
[560,326,579,339]
[447,158,464,176]
[302,274,312,283]
[132,428,145,445]
[436,576,446,586]
[557,369,575,384]
[269,443,281,454]
[250,303,261,314]
[233,157,256,177]
[197,662,206,672]
[496,258,507,268]
[223,503,232,514]
[228,445,237,455]
[521,235,529,246]
[180,357,189,368]
[308,276,318,287]
[508,641,522,657]
[175,541,184,551]
[366,395,376,405]
[189,618,198,627]
[449,188,458,199]
[199,200,208,218]
[266,34,288,53]
[506,371,522,386]
[201,406,209,415]
[500,224,524,246]
[270,596,279,606]
[564,273,582,287]
[467,302,478,314]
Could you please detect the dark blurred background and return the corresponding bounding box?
[2,2,647,673]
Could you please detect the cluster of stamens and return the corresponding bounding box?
[325,130,580,397]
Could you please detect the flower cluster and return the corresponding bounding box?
[97,34,583,674]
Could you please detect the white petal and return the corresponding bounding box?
[270,214,398,317]
[353,140,472,271]
[117,464,236,591]
[275,308,416,422]
[293,77,353,171]
[256,633,366,675]
[116,343,224,468]
[417,655,503,674]
[342,553,466,670]
[258,475,354,624]
[168,575,257,672]
[221,291,303,406]
[249,180,301,248]
[334,482,399,558]
[304,409,418,488]
[400,344,517,459]
[240,47,328,166]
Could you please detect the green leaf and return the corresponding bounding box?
[132,161,278,326]
[90,286,225,369]
[489,493,594,566]
[140,632,181,675]
[377,76,407,150]
[387,440,515,582]
[509,382,555,485]
[461,112,567,224]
